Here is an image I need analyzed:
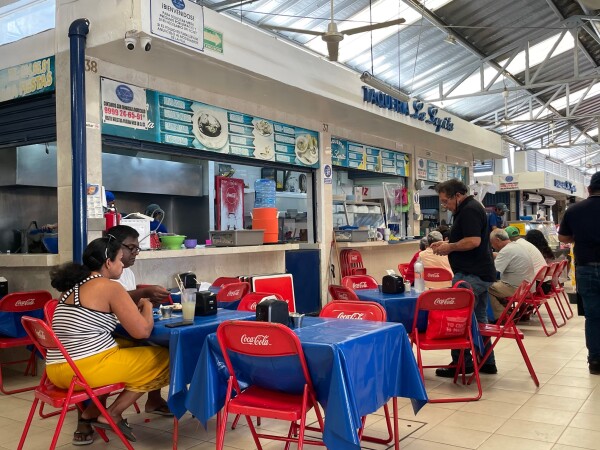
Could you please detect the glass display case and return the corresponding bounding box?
[332,199,385,229]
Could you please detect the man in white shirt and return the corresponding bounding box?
[489,229,535,319]
[505,226,546,276]
[107,226,171,415]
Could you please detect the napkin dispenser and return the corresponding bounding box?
[382,274,405,294]
[179,272,197,289]
[255,298,289,325]
[195,291,217,316]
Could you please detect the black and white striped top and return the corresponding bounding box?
[46,274,118,364]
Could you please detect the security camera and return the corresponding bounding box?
[124,35,137,50]
[140,36,152,52]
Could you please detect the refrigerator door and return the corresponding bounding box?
[216,176,244,231]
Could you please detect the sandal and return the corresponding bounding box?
[145,403,174,417]
[72,418,94,446]
[92,418,136,442]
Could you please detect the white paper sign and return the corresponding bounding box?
[150,0,204,52]
[101,78,148,130]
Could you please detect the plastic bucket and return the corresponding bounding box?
[251,207,278,219]
[263,231,279,243]
[252,218,278,233]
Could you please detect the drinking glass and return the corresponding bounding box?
[182,288,196,322]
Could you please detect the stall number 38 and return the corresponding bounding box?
[85,59,98,73]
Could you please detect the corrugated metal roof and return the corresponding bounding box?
[202,0,600,174]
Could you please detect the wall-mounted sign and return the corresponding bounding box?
[0,56,54,103]
[554,179,577,194]
[323,164,332,184]
[149,0,204,52]
[204,26,223,53]
[417,156,466,183]
[499,175,519,190]
[416,158,427,180]
[331,137,410,176]
[361,87,454,133]
[101,78,319,168]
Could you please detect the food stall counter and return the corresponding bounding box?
[0,254,60,268]
[336,240,420,248]
[135,243,301,260]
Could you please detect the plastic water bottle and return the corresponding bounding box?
[414,257,425,293]
[254,179,276,208]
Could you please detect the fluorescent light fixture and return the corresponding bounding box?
[474,171,493,177]
[444,34,457,45]
[360,71,411,101]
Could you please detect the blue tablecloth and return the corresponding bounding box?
[116,309,254,417]
[185,317,428,450]
[356,288,424,331]
[356,288,484,353]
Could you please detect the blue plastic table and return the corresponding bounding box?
[185,317,428,450]
[355,288,424,331]
[116,309,254,417]
[356,288,484,353]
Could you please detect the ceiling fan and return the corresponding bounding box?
[259,0,405,62]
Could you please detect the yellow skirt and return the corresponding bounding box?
[46,339,170,393]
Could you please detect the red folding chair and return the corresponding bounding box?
[41,299,141,419]
[410,287,482,403]
[18,316,134,450]
[135,284,173,304]
[211,277,240,288]
[423,267,454,287]
[470,280,539,386]
[397,263,410,279]
[319,300,394,445]
[543,263,567,327]
[328,284,360,301]
[0,290,52,395]
[216,321,325,450]
[519,266,560,336]
[216,282,250,307]
[320,300,387,322]
[237,292,283,312]
[340,249,367,278]
[550,259,574,320]
[341,275,378,290]
[233,290,283,431]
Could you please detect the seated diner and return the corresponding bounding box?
[46,236,170,443]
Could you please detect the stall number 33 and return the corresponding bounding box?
[85,58,98,73]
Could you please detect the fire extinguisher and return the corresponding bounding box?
[104,208,121,230]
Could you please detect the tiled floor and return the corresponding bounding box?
[1,305,599,449]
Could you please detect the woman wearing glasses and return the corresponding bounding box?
[47,236,169,443]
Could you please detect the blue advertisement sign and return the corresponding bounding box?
[101,78,319,168]
[331,136,410,176]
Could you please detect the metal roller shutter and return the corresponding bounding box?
[0,93,56,148]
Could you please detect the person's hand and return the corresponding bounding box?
[142,285,170,306]
[432,242,453,256]
[138,298,153,312]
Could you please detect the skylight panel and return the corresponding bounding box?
[0,0,55,46]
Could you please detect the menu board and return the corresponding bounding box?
[331,137,410,176]
[417,156,466,183]
[101,78,319,168]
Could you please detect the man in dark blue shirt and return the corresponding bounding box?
[559,173,600,375]
[488,203,508,233]
[432,179,498,377]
